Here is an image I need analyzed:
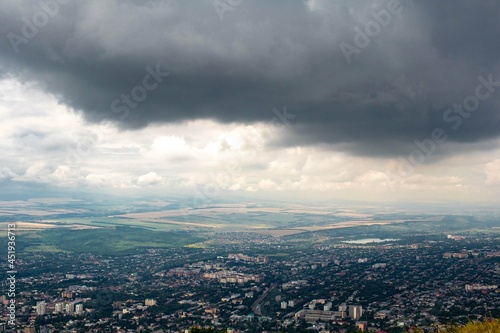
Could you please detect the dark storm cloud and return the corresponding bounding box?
[1,0,499,156]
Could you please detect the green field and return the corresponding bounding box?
[8,226,204,256]
[49,226,201,255]
[62,217,189,231]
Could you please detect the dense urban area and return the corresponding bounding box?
[1,231,499,333]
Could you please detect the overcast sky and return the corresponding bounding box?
[0,0,499,206]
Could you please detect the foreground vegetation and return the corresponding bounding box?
[441,319,500,333]
[187,320,500,333]
[406,319,500,333]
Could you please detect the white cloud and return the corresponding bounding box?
[485,159,500,184]
[143,136,193,160]
[137,172,164,187]
[0,167,18,180]
[1,77,499,204]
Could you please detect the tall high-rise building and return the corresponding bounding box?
[55,302,64,313]
[349,305,363,320]
[145,298,157,306]
[356,321,368,332]
[338,302,347,312]
[61,291,73,299]
[65,303,75,313]
[324,302,332,311]
[36,301,46,315]
[75,303,84,314]
[24,327,36,333]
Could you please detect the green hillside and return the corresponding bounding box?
[34,226,203,255]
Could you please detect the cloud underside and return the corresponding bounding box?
[1,77,500,202]
[1,0,500,157]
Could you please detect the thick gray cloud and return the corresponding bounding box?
[1,0,499,156]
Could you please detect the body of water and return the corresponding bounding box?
[342,238,400,244]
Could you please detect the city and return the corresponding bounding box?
[1,230,499,332]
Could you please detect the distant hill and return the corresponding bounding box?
[38,226,203,255]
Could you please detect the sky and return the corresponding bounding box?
[0,0,499,206]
